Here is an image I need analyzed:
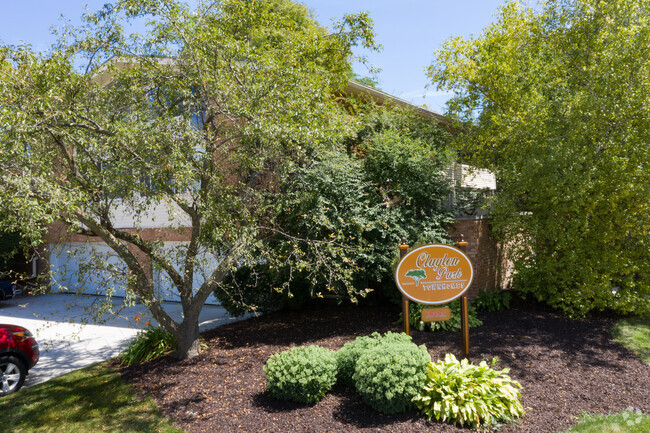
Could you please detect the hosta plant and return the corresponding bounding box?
[414,354,524,428]
[264,345,337,404]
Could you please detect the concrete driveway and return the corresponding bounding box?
[0,293,249,388]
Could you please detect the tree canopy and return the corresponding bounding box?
[216,105,454,315]
[0,0,379,358]
[430,0,650,316]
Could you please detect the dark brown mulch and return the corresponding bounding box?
[118,302,650,433]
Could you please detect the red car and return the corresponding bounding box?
[0,324,39,395]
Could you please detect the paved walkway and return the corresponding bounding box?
[0,293,249,387]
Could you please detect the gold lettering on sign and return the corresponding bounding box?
[415,252,460,269]
[395,244,473,305]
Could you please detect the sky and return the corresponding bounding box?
[0,0,515,113]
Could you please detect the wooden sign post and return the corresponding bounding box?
[398,240,410,335]
[395,241,473,355]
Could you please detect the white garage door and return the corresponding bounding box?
[152,241,220,305]
[48,242,129,297]
[49,241,220,305]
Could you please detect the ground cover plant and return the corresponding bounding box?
[473,290,512,312]
[121,325,177,366]
[414,354,524,428]
[0,362,183,433]
[119,302,650,433]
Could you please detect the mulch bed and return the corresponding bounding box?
[118,301,650,433]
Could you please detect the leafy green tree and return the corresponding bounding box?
[429,0,650,316]
[216,106,454,313]
[0,0,378,358]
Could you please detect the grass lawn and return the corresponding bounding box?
[611,316,650,364]
[0,362,184,433]
[562,411,650,433]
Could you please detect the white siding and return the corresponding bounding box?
[110,200,191,229]
[447,163,497,190]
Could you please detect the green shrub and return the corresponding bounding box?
[216,107,455,315]
[336,331,413,387]
[406,299,483,332]
[414,354,524,428]
[474,290,512,312]
[264,345,337,404]
[214,263,312,317]
[121,325,177,366]
[352,339,431,414]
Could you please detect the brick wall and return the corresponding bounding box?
[448,216,511,298]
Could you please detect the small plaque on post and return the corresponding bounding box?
[421,307,451,322]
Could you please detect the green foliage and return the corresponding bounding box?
[121,326,177,366]
[406,299,483,332]
[214,263,312,317]
[350,72,380,89]
[217,106,455,314]
[335,331,413,387]
[352,338,431,414]
[473,290,512,312]
[263,345,338,404]
[611,316,650,364]
[430,0,650,317]
[414,354,524,428]
[0,0,379,359]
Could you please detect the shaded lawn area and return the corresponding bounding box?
[118,302,650,433]
[1,362,183,433]
[612,316,650,364]
[562,411,650,433]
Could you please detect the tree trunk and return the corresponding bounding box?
[174,320,201,359]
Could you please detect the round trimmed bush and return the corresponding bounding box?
[264,345,337,404]
[352,340,431,414]
[336,331,413,387]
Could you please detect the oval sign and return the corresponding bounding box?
[395,244,473,305]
